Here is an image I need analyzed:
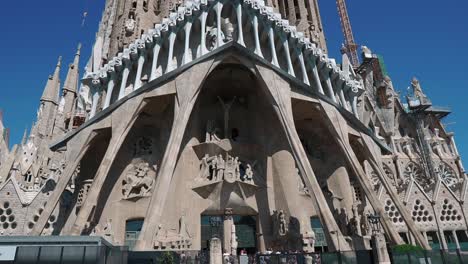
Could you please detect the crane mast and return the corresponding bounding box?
[336,0,359,67]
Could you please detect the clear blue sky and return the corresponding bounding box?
[0,0,467,162]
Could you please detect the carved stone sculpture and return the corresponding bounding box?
[125,17,136,33]
[411,77,426,100]
[198,154,255,184]
[122,162,155,199]
[154,215,192,250]
[206,120,222,142]
[348,204,361,237]
[302,231,316,253]
[273,210,288,238]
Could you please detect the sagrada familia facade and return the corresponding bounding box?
[0,0,466,256]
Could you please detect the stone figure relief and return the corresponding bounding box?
[91,219,113,243]
[122,162,156,199]
[431,129,450,157]
[221,18,234,42]
[125,14,136,33]
[377,76,395,109]
[205,120,222,142]
[230,223,238,255]
[336,207,349,235]
[273,210,288,238]
[400,137,418,157]
[301,230,316,253]
[154,214,192,250]
[411,77,427,100]
[217,97,237,138]
[347,204,361,237]
[198,153,255,184]
[66,165,81,193]
[369,170,381,193]
[206,26,225,51]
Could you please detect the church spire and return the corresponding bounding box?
[21,127,28,146]
[63,44,81,94]
[40,56,62,105]
[57,44,81,133]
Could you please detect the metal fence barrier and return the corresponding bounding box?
[3,246,468,263]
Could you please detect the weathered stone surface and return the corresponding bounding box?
[0,0,466,256]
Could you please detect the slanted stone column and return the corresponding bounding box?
[350,92,359,119]
[297,51,310,85]
[166,30,177,73]
[223,208,233,255]
[267,24,279,67]
[134,40,147,90]
[200,9,208,56]
[215,2,224,48]
[31,132,98,235]
[104,70,116,109]
[320,62,337,103]
[308,56,324,95]
[90,76,102,118]
[448,133,466,173]
[372,234,391,264]
[210,237,223,264]
[338,85,349,111]
[452,230,461,250]
[149,38,162,82]
[282,36,295,77]
[118,58,131,100]
[235,2,245,47]
[252,15,263,57]
[183,19,193,65]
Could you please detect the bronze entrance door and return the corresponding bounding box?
[201,215,257,254]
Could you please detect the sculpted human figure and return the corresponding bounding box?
[200,154,210,180]
[278,210,288,236]
[411,77,426,100]
[348,204,361,236]
[337,208,349,235]
[245,164,254,183]
[206,120,221,142]
[122,162,155,198]
[217,154,225,181]
[217,97,237,138]
[211,155,218,181]
[234,157,240,181]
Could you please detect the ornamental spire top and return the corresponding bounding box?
[63,44,81,94]
[40,56,62,105]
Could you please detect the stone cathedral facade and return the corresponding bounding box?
[0,0,466,255]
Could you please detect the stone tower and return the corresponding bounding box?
[55,44,82,135]
[0,0,468,260]
[0,111,9,168]
[272,0,327,53]
[37,57,61,140]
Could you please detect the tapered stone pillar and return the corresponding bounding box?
[372,234,391,264]
[223,209,233,255]
[210,237,223,264]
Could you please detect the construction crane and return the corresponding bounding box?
[336,0,360,67]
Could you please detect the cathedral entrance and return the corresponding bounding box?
[201,215,257,255]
